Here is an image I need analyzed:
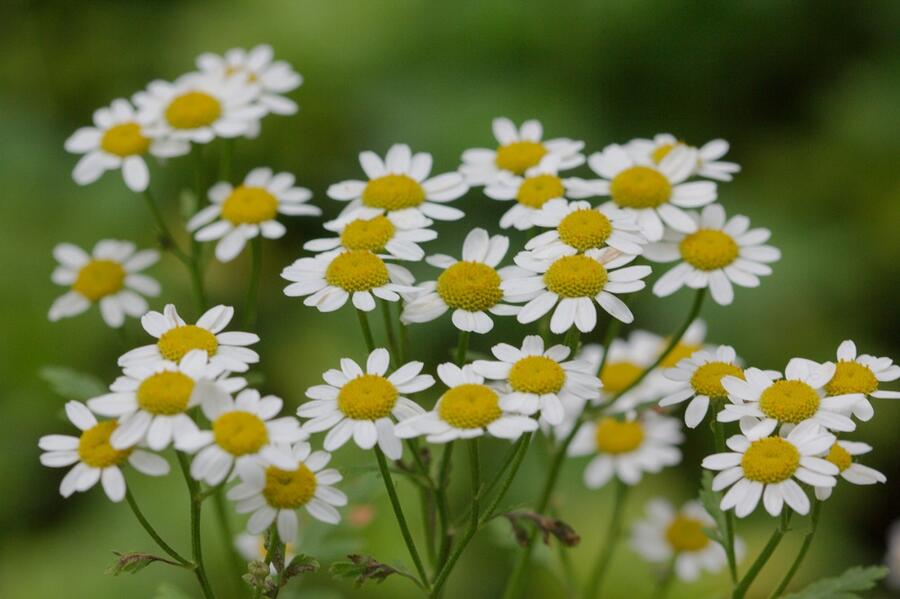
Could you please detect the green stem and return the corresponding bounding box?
[732,510,793,599]
[768,501,821,598]
[356,309,376,353]
[651,557,677,599]
[397,301,410,363]
[481,432,532,523]
[712,416,738,583]
[261,524,284,598]
[124,487,191,566]
[563,326,580,355]
[436,441,455,567]
[190,145,208,312]
[212,488,245,597]
[455,330,470,365]
[374,447,430,590]
[243,236,263,329]
[454,433,527,527]
[219,138,234,183]
[581,480,629,599]
[380,300,401,362]
[176,453,216,599]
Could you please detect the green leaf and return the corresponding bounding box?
[698,471,726,545]
[283,554,320,581]
[40,366,106,401]
[784,565,888,599]
[330,554,420,588]
[105,552,181,576]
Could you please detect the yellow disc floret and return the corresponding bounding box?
[595,417,644,454]
[690,362,744,399]
[337,374,398,420]
[544,255,607,298]
[516,174,565,209]
[324,250,390,292]
[600,362,644,394]
[165,91,222,129]
[824,361,878,396]
[436,262,503,312]
[220,186,279,225]
[665,515,710,552]
[438,384,502,429]
[78,420,133,468]
[508,356,566,394]
[679,230,739,271]
[262,464,317,509]
[825,443,852,472]
[741,437,800,483]
[361,175,425,211]
[495,141,547,175]
[758,380,820,423]
[557,209,613,251]
[157,325,219,361]
[340,216,396,252]
[137,371,195,415]
[213,411,269,456]
[100,123,151,157]
[73,259,126,301]
[610,166,672,209]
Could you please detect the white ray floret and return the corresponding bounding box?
[661,345,746,428]
[304,207,436,261]
[526,198,647,259]
[625,133,741,182]
[484,155,578,230]
[814,440,886,501]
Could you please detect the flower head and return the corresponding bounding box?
[626,134,741,182]
[484,155,579,230]
[661,345,746,428]
[304,207,436,261]
[817,340,900,422]
[526,199,647,259]
[814,440,886,500]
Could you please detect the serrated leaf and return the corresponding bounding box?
[40,366,106,401]
[283,554,319,580]
[784,565,888,599]
[699,471,726,545]
[106,552,181,576]
[329,554,420,589]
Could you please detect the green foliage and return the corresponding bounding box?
[783,565,888,599]
[698,470,728,547]
[40,366,106,401]
[330,554,421,588]
[105,552,184,576]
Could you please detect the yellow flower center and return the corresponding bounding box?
[165,91,222,129]
[438,384,502,429]
[157,325,219,362]
[220,186,279,225]
[340,215,396,252]
[213,411,269,456]
[679,230,739,271]
[494,141,547,175]
[690,362,744,399]
[361,174,425,211]
[100,123,151,157]
[610,166,672,209]
[516,174,565,209]
[600,362,644,394]
[594,417,644,454]
[337,374,398,420]
[262,464,317,509]
[72,259,126,301]
[557,209,613,252]
[508,356,566,394]
[78,420,133,468]
[543,255,607,298]
[665,515,710,552]
[436,261,503,312]
[758,380,820,423]
[660,342,702,368]
[825,443,852,472]
[324,250,390,292]
[651,143,680,164]
[136,371,195,415]
[824,361,878,396]
[741,437,800,483]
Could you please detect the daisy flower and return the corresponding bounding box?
[565,144,716,241]
[87,349,246,451]
[631,498,743,582]
[188,167,320,262]
[644,204,780,306]
[228,441,346,543]
[303,207,436,261]
[177,389,306,485]
[48,240,160,328]
[701,420,838,517]
[395,363,538,443]
[719,358,859,437]
[484,155,579,230]
[118,304,260,373]
[135,72,265,144]
[569,412,683,488]
[401,228,521,334]
[460,117,585,186]
[814,440,886,500]
[473,335,601,426]
[195,44,302,126]
[327,143,468,223]
[298,348,434,459]
[625,133,741,182]
[282,248,415,313]
[661,345,746,428]
[820,340,900,421]
[64,98,189,192]
[38,401,169,502]
[507,247,651,333]
[526,199,647,259]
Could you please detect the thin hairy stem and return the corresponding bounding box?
[380,300,401,363]
[713,415,738,582]
[124,487,191,566]
[176,453,216,599]
[581,479,629,598]
[768,500,821,598]
[436,441,455,566]
[732,510,793,599]
[455,330,470,365]
[356,308,376,353]
[243,236,263,328]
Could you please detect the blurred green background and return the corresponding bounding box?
[2,0,899,597]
